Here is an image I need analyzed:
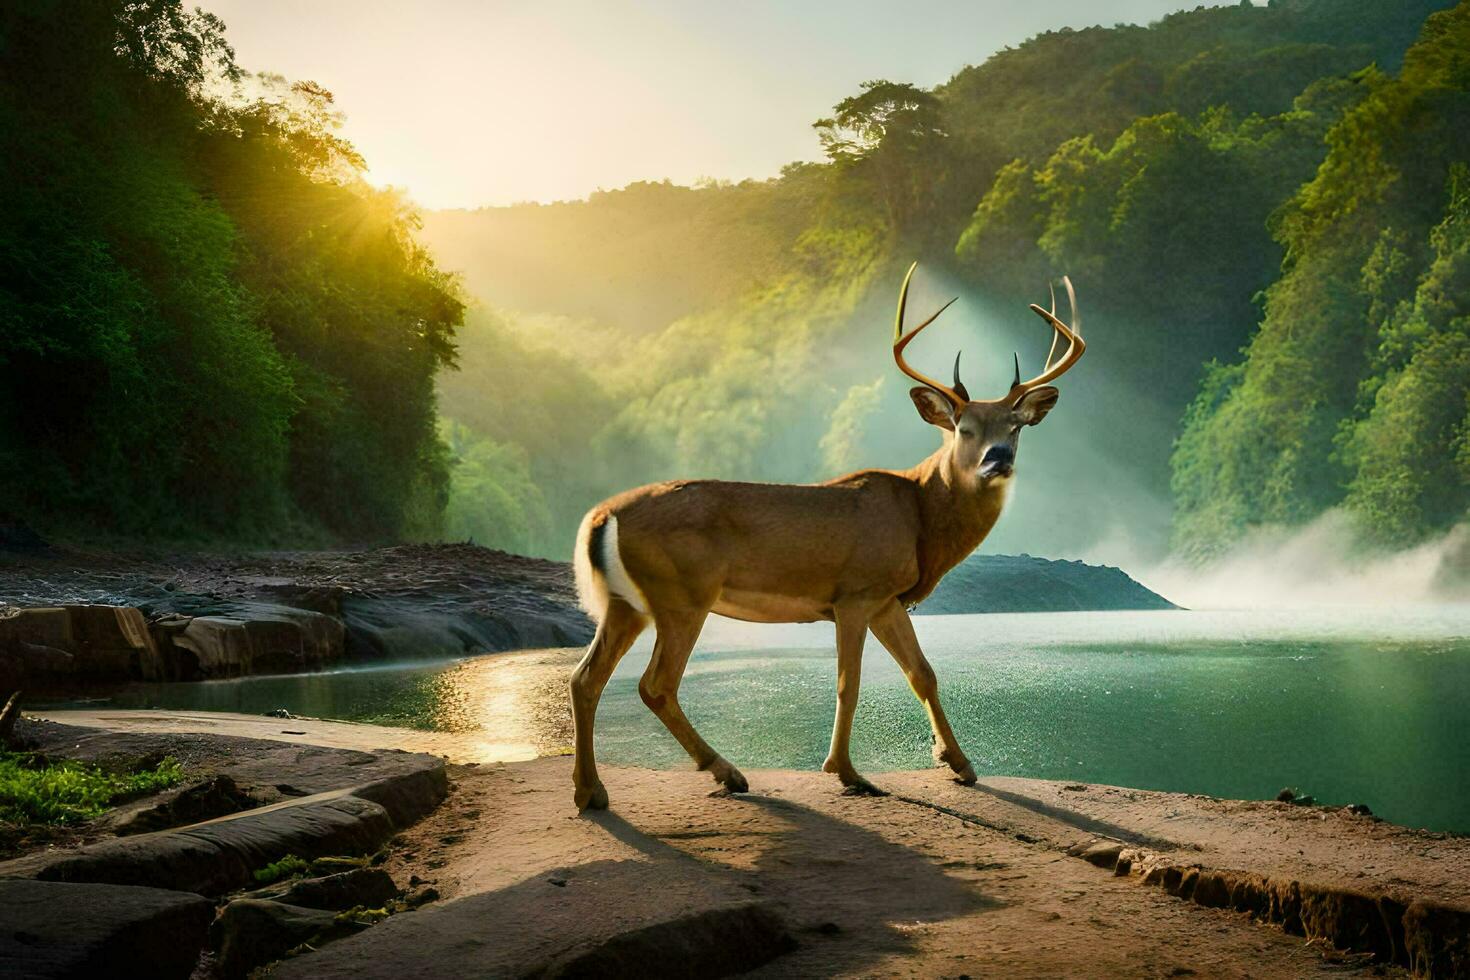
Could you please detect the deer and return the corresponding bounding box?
[568,262,1084,810]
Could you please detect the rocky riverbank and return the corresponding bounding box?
[0,714,451,978]
[0,543,593,693]
[0,542,1185,696]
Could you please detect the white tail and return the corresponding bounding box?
[572,510,607,623]
[573,512,649,625]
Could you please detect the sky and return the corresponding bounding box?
[200,1,1244,210]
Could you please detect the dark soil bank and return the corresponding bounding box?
[0,544,594,693]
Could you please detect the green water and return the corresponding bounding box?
[71,608,1470,833]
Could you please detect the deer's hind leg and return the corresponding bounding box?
[640,608,748,794]
[570,599,647,810]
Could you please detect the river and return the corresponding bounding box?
[51,607,1470,833]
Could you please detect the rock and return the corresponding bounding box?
[0,879,212,979]
[8,795,396,895]
[919,553,1178,614]
[210,899,362,979]
[264,868,399,911]
[148,601,344,679]
[30,822,247,895]
[1076,840,1125,870]
[267,708,294,718]
[0,690,21,747]
[350,752,450,827]
[180,795,394,877]
[1131,859,1462,970]
[1298,886,1402,964]
[257,584,349,618]
[0,605,161,686]
[113,774,259,836]
[538,901,796,978]
[1404,899,1470,977]
[401,885,438,909]
[339,596,524,663]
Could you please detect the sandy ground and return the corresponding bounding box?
[34,709,540,763]
[285,757,1419,979]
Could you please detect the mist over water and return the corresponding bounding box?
[1134,511,1470,610]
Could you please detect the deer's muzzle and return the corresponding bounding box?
[980,444,1015,479]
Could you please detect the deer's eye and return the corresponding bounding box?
[958,427,978,439]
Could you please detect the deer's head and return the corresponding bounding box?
[892,262,1084,488]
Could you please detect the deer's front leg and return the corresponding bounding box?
[870,599,976,785]
[822,605,887,796]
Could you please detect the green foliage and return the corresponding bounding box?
[1172,4,1470,555]
[425,0,1459,561]
[0,753,184,826]
[0,0,460,541]
[440,420,551,555]
[10,0,1459,559]
[253,853,310,884]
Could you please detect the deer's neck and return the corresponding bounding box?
[900,447,1008,604]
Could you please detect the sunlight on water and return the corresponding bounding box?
[82,608,1470,833]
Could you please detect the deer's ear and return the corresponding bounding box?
[1015,386,1059,426]
[910,387,956,430]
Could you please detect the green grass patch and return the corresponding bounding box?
[0,753,185,825]
[253,853,310,884]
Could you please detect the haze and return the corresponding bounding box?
[200,0,1246,209]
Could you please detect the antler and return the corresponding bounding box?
[1009,275,1084,402]
[893,262,966,410]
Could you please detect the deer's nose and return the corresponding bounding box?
[979,443,1014,478]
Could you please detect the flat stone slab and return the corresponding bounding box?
[3,792,393,894]
[0,879,212,979]
[0,727,447,895]
[25,718,449,824]
[270,855,792,980]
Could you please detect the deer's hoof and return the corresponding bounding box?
[574,782,609,811]
[706,758,749,794]
[953,763,978,786]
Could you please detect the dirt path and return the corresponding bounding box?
[280,758,1438,979]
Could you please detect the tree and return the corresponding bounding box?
[814,80,948,227]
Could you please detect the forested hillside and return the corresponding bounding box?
[1173,3,1470,557]
[0,1,461,542]
[8,0,1466,563]
[425,0,1464,561]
